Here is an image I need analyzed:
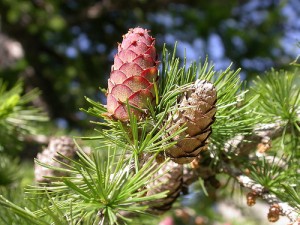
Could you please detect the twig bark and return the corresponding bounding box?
[221,162,299,224]
[224,120,285,156]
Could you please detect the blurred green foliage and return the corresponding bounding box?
[1,0,299,130]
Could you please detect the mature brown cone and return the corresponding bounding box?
[106,27,159,121]
[146,160,183,215]
[166,80,217,164]
[34,136,77,183]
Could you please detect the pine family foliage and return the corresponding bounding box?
[0,29,299,225]
[0,80,47,186]
[0,80,47,155]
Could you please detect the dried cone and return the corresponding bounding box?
[166,80,217,164]
[146,161,183,215]
[34,136,77,183]
[106,27,159,121]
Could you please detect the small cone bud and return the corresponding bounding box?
[267,204,281,222]
[166,80,217,164]
[246,191,257,207]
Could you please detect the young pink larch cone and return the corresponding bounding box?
[106,27,159,121]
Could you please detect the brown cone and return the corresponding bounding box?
[146,160,183,215]
[166,80,217,164]
[34,136,77,183]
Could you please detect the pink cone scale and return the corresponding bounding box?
[106,27,159,121]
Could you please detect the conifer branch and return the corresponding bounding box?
[224,120,285,155]
[182,136,299,223]
[220,162,299,224]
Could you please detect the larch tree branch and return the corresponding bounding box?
[220,161,299,224]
